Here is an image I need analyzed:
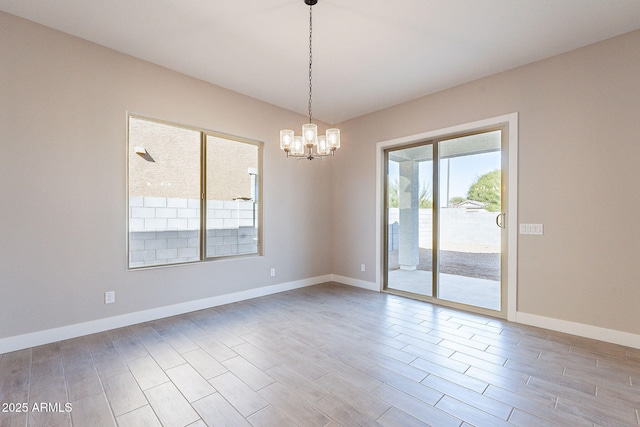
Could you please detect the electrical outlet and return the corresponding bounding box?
[105,291,115,304]
[361,264,366,272]
[270,268,276,277]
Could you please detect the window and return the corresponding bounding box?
[128,115,261,268]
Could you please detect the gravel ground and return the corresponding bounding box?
[388,249,500,281]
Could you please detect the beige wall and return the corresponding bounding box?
[0,11,333,339]
[2,9,640,344]
[332,30,640,335]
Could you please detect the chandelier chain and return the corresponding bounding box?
[279,0,340,160]
[308,4,313,123]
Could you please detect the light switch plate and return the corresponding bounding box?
[105,291,115,304]
[520,224,543,235]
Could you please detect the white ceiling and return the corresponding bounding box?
[2,0,640,124]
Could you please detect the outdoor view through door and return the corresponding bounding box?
[385,130,503,312]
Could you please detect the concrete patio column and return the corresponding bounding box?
[398,160,419,270]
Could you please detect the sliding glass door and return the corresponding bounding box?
[384,129,504,314]
[386,144,434,297]
[437,131,502,310]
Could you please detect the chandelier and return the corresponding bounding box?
[280,0,340,160]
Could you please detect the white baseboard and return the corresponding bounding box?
[516,311,640,350]
[334,275,640,350]
[5,276,638,354]
[0,275,332,354]
[331,275,379,292]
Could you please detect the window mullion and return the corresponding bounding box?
[200,132,207,261]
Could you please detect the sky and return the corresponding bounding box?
[388,150,501,207]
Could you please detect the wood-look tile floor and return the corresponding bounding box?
[1,282,639,427]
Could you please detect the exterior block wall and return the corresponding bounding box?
[388,208,500,253]
[129,197,258,267]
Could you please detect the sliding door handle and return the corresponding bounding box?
[496,213,505,229]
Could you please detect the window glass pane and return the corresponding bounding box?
[205,135,259,258]
[128,117,201,268]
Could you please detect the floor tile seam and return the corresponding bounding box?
[262,367,325,399]
[594,358,640,373]
[131,366,172,393]
[106,390,148,420]
[309,394,359,424]
[504,405,517,424]
[554,396,639,426]
[423,376,514,419]
[356,343,420,366]
[531,373,597,399]
[510,357,598,379]
[506,407,576,427]
[520,375,567,405]
[502,357,572,379]
[99,363,152,419]
[255,383,323,423]
[562,369,632,391]
[442,345,508,367]
[84,340,114,358]
[538,351,598,366]
[67,390,118,426]
[569,348,631,364]
[428,369,491,395]
[135,396,166,426]
[371,357,429,383]
[24,349,33,414]
[374,405,399,424]
[374,376,445,408]
[590,386,640,410]
[63,351,104,404]
[144,381,203,425]
[484,347,539,362]
[556,341,635,359]
[166,365,219,401]
[393,335,444,352]
[315,343,373,372]
[55,348,72,416]
[409,358,463,380]
[482,382,559,411]
[434,394,504,426]
[208,370,273,415]
[391,330,440,346]
[556,390,640,421]
[442,336,491,352]
[313,373,393,417]
[446,312,495,324]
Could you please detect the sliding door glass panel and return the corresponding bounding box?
[386,144,434,296]
[437,131,502,310]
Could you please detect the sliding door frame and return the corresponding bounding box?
[376,113,518,320]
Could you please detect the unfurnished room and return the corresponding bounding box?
[1,0,640,426]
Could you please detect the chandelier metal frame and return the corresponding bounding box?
[279,0,340,160]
